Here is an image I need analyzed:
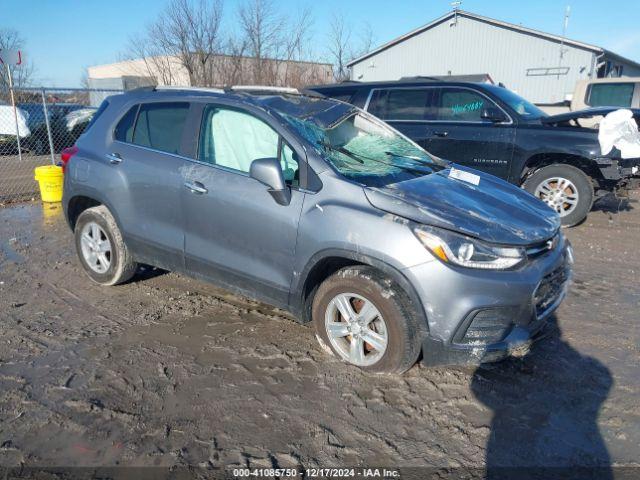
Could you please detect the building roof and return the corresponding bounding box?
[347,10,640,70]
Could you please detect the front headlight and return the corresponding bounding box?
[414,225,525,270]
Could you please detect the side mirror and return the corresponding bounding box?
[249,157,291,206]
[481,106,508,123]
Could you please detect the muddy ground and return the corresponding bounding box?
[0,192,638,478]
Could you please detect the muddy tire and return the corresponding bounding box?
[74,206,137,286]
[523,164,594,227]
[312,266,421,374]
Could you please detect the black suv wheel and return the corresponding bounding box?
[523,164,594,227]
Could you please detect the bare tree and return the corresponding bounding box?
[355,21,375,60]
[327,17,375,82]
[237,0,285,84]
[124,0,322,89]
[281,7,317,86]
[327,15,350,82]
[124,32,179,85]
[0,28,35,89]
[125,0,224,86]
[218,37,248,86]
[235,1,324,87]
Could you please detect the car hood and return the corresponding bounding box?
[541,107,640,125]
[364,166,560,245]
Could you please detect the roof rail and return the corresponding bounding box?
[230,85,299,94]
[154,85,225,94]
[128,86,157,93]
[398,76,441,82]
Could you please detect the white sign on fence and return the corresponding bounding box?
[0,49,23,65]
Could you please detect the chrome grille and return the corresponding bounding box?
[526,233,559,259]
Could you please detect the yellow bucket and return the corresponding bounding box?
[34,165,64,203]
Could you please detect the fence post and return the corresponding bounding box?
[41,88,56,165]
[6,64,22,162]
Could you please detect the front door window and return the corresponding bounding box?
[199,106,299,185]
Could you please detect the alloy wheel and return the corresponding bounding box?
[80,221,112,274]
[534,177,579,217]
[324,292,388,366]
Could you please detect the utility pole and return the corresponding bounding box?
[451,1,462,27]
[558,5,571,74]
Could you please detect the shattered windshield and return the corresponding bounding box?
[284,110,444,187]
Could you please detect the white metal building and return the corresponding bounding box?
[347,10,640,104]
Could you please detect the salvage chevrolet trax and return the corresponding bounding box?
[62,87,573,374]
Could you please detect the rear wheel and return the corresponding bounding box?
[312,266,422,374]
[523,164,594,227]
[74,206,138,285]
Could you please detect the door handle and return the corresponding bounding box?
[433,131,449,138]
[184,181,208,195]
[106,152,123,164]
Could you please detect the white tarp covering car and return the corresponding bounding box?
[0,105,31,137]
[64,107,96,132]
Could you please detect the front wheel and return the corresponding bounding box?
[312,266,422,374]
[523,164,594,227]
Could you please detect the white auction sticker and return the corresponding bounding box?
[449,167,480,186]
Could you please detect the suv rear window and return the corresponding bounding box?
[587,83,635,107]
[128,102,190,154]
[368,88,432,120]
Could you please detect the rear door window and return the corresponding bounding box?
[435,88,489,122]
[131,102,190,154]
[368,88,432,120]
[587,83,635,107]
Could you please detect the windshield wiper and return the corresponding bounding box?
[318,141,364,163]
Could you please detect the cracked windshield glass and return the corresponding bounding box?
[286,112,445,187]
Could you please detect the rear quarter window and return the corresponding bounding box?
[114,105,139,143]
[83,99,110,133]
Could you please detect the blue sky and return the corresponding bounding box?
[4,0,640,87]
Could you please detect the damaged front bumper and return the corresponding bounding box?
[406,238,573,366]
[596,157,640,191]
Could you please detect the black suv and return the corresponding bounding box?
[307,80,640,226]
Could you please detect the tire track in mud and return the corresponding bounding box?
[1,198,639,469]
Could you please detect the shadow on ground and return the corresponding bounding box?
[592,192,636,214]
[471,320,613,479]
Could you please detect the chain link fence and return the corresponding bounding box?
[0,87,123,202]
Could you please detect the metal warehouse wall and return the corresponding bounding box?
[350,15,596,104]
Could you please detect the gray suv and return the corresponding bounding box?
[62,86,573,374]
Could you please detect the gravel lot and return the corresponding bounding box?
[0,192,638,477]
[0,154,54,202]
